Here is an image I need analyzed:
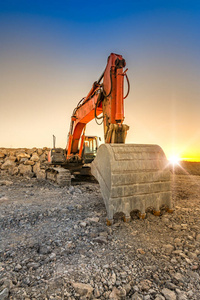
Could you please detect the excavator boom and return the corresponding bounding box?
[66,53,129,161]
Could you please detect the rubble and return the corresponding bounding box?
[0,147,49,179]
[0,161,200,298]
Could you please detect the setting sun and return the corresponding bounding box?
[168,155,181,166]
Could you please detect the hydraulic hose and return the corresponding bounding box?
[123,73,130,99]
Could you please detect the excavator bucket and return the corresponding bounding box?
[91,144,172,224]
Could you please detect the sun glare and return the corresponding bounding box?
[168,155,181,166]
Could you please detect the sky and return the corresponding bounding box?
[0,0,200,161]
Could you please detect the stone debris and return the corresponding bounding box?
[0,288,9,300]
[71,282,93,298]
[0,147,49,178]
[0,166,200,299]
[161,288,176,300]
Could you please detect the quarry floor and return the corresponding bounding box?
[0,173,200,299]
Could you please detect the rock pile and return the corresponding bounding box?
[0,148,49,179]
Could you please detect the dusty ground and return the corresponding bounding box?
[0,173,200,299]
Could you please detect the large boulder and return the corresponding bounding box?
[39,153,46,163]
[24,160,35,166]
[31,153,40,162]
[5,156,16,162]
[16,152,30,162]
[36,169,46,180]
[9,167,19,176]
[18,164,33,177]
[33,162,40,174]
[1,160,16,170]
[37,149,43,156]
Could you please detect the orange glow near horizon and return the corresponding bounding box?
[167,152,200,163]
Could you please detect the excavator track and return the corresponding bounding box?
[46,167,71,186]
[91,144,172,224]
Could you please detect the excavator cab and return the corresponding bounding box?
[83,136,99,164]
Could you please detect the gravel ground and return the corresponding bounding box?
[0,173,200,299]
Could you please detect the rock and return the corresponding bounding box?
[174,238,182,246]
[38,245,51,255]
[87,217,100,223]
[173,272,185,283]
[27,262,40,269]
[161,288,176,300]
[1,278,13,290]
[176,291,187,300]
[93,236,107,244]
[94,287,101,298]
[162,244,174,255]
[172,224,181,231]
[131,292,143,300]
[1,160,16,170]
[187,270,199,280]
[31,153,40,162]
[39,153,46,162]
[196,233,200,241]
[36,169,46,180]
[0,288,9,300]
[187,290,194,298]
[0,152,5,158]
[33,162,40,174]
[181,224,188,230]
[165,282,177,290]
[24,160,35,166]
[137,248,145,255]
[188,252,198,260]
[6,155,16,161]
[72,282,93,298]
[8,166,19,176]
[0,180,13,186]
[20,157,28,163]
[109,287,126,299]
[155,295,165,300]
[14,263,22,271]
[37,149,43,156]
[124,284,131,294]
[138,279,152,291]
[18,164,33,177]
[16,152,30,161]
[111,272,116,285]
[80,221,87,227]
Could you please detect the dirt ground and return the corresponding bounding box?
[0,172,200,299]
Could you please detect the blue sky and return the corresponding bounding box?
[0,0,200,160]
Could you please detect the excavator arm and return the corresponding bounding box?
[66,53,129,162]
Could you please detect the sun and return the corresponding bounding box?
[168,155,181,166]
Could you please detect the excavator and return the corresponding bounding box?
[48,53,172,225]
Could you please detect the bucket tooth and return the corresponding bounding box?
[106,219,114,226]
[138,212,146,219]
[153,210,161,216]
[123,215,131,223]
[91,144,172,224]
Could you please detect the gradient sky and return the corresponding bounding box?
[0,0,200,161]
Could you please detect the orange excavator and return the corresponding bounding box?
[48,53,172,224]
